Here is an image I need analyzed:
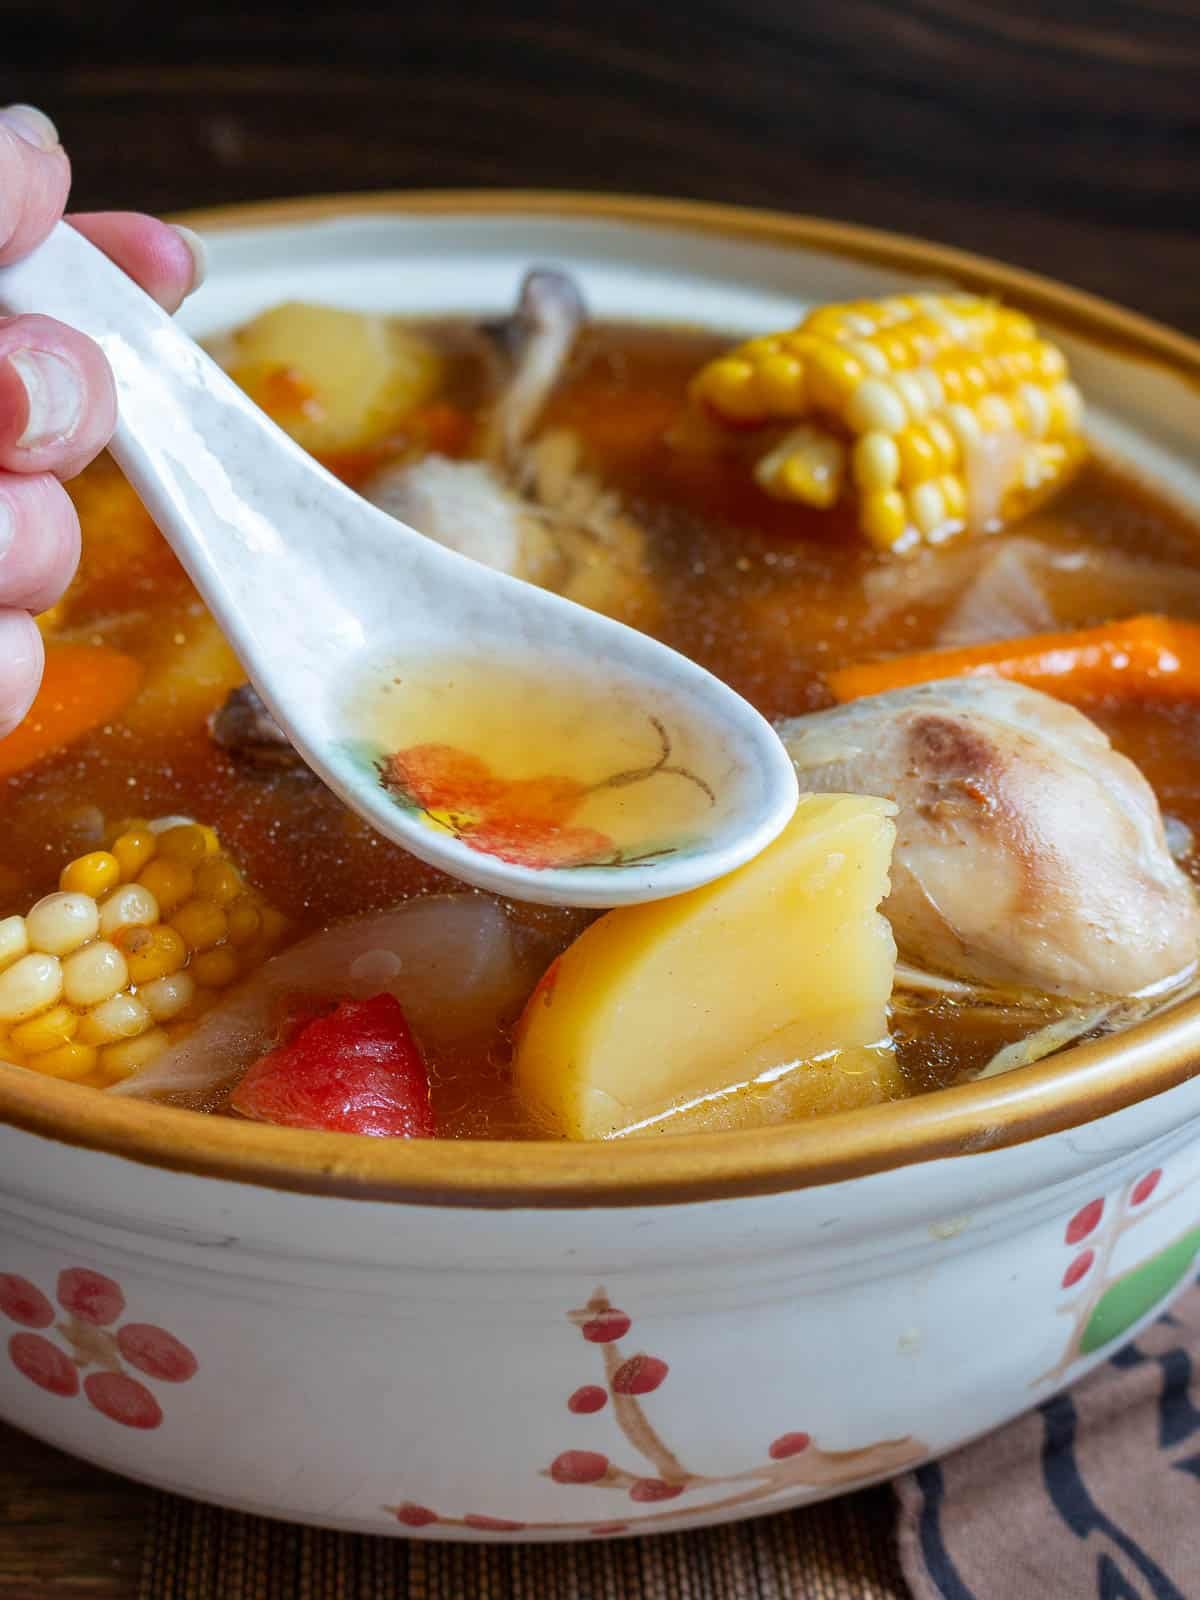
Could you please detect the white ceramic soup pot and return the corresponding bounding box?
[3,195,1200,1540]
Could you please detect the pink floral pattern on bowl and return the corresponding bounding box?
[0,1266,197,1430]
[385,1288,927,1534]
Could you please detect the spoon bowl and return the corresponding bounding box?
[0,224,798,905]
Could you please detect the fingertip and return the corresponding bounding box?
[0,106,60,152]
[0,121,70,264]
[0,475,81,613]
[68,213,205,313]
[0,607,43,737]
[0,316,116,479]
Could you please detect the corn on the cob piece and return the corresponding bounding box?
[689,293,1086,553]
[0,818,287,1088]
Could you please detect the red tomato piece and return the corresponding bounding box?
[230,993,435,1138]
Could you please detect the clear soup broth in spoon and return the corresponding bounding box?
[339,651,725,874]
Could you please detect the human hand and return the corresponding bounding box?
[0,103,206,733]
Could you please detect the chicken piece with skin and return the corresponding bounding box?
[778,678,1200,998]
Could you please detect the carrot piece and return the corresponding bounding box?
[0,645,143,779]
[825,616,1200,706]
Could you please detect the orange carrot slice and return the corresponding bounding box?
[825,615,1200,706]
[0,644,143,779]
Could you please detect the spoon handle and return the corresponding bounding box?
[0,222,367,649]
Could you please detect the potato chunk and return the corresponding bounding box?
[227,302,442,454]
[124,609,246,734]
[514,794,898,1139]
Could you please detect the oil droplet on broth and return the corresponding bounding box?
[343,653,723,867]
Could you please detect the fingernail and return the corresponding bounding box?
[0,104,60,153]
[7,351,83,449]
[172,225,209,292]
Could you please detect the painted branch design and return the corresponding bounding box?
[384,1286,925,1535]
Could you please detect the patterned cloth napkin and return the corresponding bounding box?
[895,1276,1200,1599]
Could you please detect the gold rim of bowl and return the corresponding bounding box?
[3,190,1199,1208]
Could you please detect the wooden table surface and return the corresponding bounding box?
[3,0,1200,335]
[1,1,1198,1593]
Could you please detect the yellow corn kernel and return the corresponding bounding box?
[137,858,194,914]
[937,365,966,404]
[34,1041,99,1082]
[59,851,121,899]
[193,858,243,907]
[754,427,846,509]
[0,916,28,975]
[98,1028,169,1079]
[258,906,288,946]
[189,946,239,988]
[905,316,948,363]
[117,924,188,984]
[155,823,211,867]
[693,358,762,422]
[755,352,807,414]
[896,427,940,485]
[225,897,262,947]
[26,892,100,957]
[924,416,958,469]
[62,941,129,1008]
[10,1004,79,1055]
[110,828,157,881]
[876,331,912,370]
[77,993,152,1046]
[0,953,63,1023]
[992,349,1028,384]
[852,432,901,493]
[170,898,228,953]
[998,308,1036,342]
[806,344,863,412]
[860,490,909,550]
[940,475,969,521]
[804,305,850,340]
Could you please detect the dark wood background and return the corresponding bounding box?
[1,0,1199,330]
[0,2,1197,1592]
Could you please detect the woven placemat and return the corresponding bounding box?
[138,1486,905,1599]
